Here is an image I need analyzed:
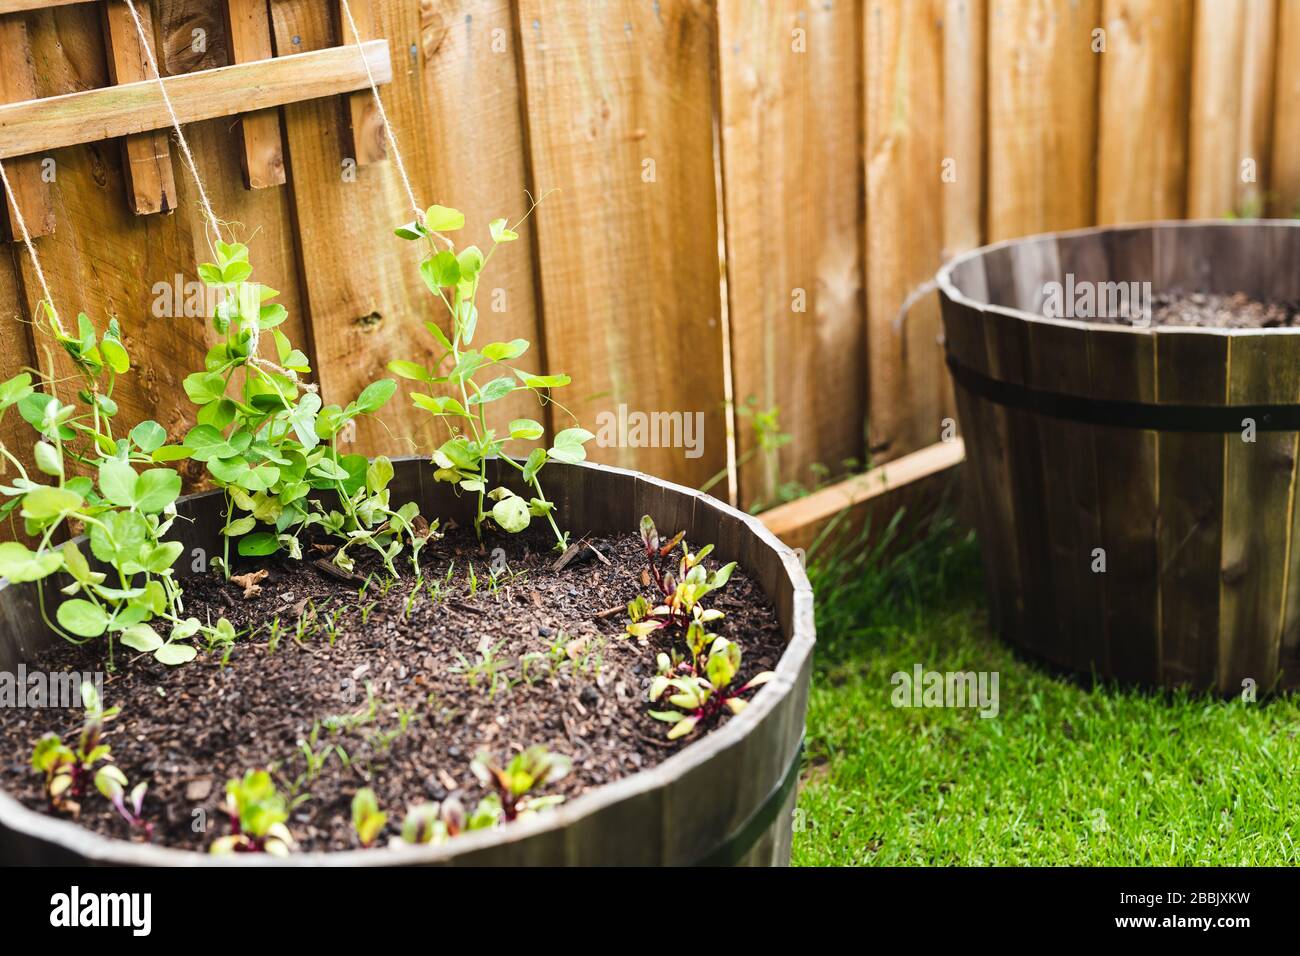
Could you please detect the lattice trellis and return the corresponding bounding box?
[0,0,392,240]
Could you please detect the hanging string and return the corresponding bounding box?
[0,159,63,335]
[118,0,313,389]
[121,0,223,251]
[337,0,453,250]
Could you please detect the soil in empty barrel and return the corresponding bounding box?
[0,525,784,852]
[1098,290,1300,329]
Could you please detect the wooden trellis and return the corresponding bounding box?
[0,0,391,239]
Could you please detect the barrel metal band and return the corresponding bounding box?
[947,357,1300,432]
[692,734,804,867]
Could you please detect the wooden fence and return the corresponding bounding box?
[0,0,1297,526]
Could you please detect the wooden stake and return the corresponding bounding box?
[222,0,286,189]
[0,15,54,240]
[336,0,386,166]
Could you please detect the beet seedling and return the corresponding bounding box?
[351,787,387,847]
[626,515,735,643]
[648,639,775,740]
[470,745,571,822]
[210,769,295,856]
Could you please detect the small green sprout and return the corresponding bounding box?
[470,745,572,822]
[210,769,295,856]
[351,787,387,847]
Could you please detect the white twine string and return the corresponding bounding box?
[0,159,62,334]
[120,0,313,389]
[121,0,223,251]
[337,0,454,250]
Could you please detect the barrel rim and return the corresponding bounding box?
[936,218,1300,337]
[0,458,815,865]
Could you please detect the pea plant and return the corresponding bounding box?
[30,683,151,837]
[210,768,295,856]
[389,205,592,550]
[469,744,571,822]
[0,308,212,667]
[648,639,775,740]
[625,515,735,643]
[182,241,413,576]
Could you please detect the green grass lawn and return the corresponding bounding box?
[792,510,1300,866]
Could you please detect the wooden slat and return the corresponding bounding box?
[0,38,393,160]
[1187,0,1277,218]
[222,0,286,189]
[0,246,39,541]
[0,0,86,12]
[0,14,54,240]
[1272,0,1300,217]
[760,438,964,554]
[1096,0,1193,223]
[865,0,947,463]
[986,0,1099,241]
[270,0,436,455]
[514,2,728,488]
[942,0,984,260]
[415,0,544,449]
[716,0,865,508]
[336,0,385,166]
[101,0,177,215]
[1218,333,1299,693]
[1155,329,1227,689]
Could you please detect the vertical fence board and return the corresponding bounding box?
[418,0,545,447]
[942,0,985,260]
[1187,0,1276,218]
[223,0,288,189]
[986,0,1100,241]
[865,0,947,462]
[514,1,727,488]
[1096,0,1192,223]
[1272,0,1300,217]
[717,0,865,507]
[270,0,438,456]
[0,14,54,240]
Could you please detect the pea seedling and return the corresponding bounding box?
[389,204,591,551]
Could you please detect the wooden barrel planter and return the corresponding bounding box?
[938,220,1300,694]
[0,457,814,865]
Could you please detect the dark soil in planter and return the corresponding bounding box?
[1105,290,1300,328]
[0,524,784,853]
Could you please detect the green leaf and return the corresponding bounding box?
[456,245,484,280]
[89,510,149,566]
[144,540,184,573]
[517,371,571,390]
[130,421,167,453]
[353,379,397,414]
[469,376,515,406]
[183,371,226,406]
[133,469,181,513]
[21,486,84,520]
[155,643,197,666]
[423,320,453,351]
[548,427,595,464]
[258,303,288,330]
[287,392,321,449]
[0,541,63,582]
[412,393,469,418]
[421,251,460,292]
[57,599,109,638]
[100,335,129,375]
[120,624,164,653]
[423,204,465,232]
[150,445,192,463]
[522,447,547,483]
[491,495,530,533]
[482,339,530,362]
[223,515,256,537]
[387,360,431,382]
[366,456,394,494]
[489,218,518,243]
[508,418,544,441]
[238,532,281,556]
[394,221,425,241]
[34,441,62,477]
[0,372,33,410]
[98,459,138,507]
